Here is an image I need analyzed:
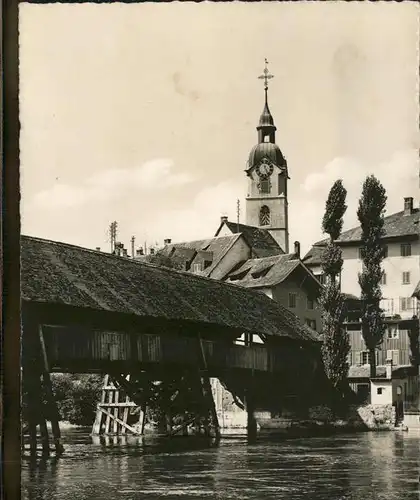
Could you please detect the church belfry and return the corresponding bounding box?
[245,59,290,253]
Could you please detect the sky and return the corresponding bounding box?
[19,2,420,255]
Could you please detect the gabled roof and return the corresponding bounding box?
[21,235,319,343]
[348,365,415,379]
[302,243,325,267]
[215,220,284,258]
[303,207,420,266]
[412,281,420,299]
[159,234,243,276]
[226,253,323,292]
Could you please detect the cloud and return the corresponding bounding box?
[292,149,419,254]
[32,158,193,209]
[136,180,245,245]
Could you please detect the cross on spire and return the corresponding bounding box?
[258,58,274,91]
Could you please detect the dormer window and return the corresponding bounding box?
[192,263,202,274]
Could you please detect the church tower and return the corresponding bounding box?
[245,60,290,253]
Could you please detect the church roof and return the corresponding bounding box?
[226,253,323,292]
[247,142,285,170]
[215,220,284,258]
[21,235,319,343]
[258,101,275,128]
[303,206,420,266]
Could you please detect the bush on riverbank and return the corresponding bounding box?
[21,373,103,427]
[52,374,103,426]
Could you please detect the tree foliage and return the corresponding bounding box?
[322,180,348,241]
[357,175,387,378]
[22,373,103,427]
[320,179,350,394]
[408,319,420,368]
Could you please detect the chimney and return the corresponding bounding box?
[385,358,393,380]
[404,197,414,215]
[164,238,172,245]
[122,248,128,257]
[220,215,228,223]
[136,248,144,257]
[114,242,122,256]
[149,248,155,255]
[95,247,101,252]
[294,241,300,259]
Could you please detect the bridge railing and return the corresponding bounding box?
[42,326,275,373]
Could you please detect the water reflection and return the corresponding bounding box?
[22,429,420,500]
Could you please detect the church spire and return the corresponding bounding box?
[257,59,276,143]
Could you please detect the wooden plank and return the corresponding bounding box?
[113,385,119,434]
[104,386,113,433]
[92,374,108,435]
[98,408,140,435]
[121,375,130,436]
[139,405,146,435]
[98,402,137,408]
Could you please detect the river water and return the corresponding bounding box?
[22,429,420,500]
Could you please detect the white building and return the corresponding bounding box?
[303,196,420,320]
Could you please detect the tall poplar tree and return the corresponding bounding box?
[357,175,387,379]
[320,180,350,394]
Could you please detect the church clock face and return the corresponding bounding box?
[256,162,273,178]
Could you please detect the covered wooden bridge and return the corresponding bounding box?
[21,236,324,454]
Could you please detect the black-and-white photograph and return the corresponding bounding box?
[16,2,420,499]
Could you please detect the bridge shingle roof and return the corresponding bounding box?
[21,235,319,344]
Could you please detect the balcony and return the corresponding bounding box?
[343,297,420,326]
[380,298,419,319]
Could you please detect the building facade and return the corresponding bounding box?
[303,197,420,393]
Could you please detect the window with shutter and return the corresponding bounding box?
[402,272,411,285]
[401,243,412,257]
[387,326,399,339]
[288,293,297,309]
[392,350,399,366]
[361,351,370,365]
[400,297,412,311]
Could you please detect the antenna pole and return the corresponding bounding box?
[109,221,118,253]
[236,199,241,232]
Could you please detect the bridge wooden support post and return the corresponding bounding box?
[245,389,257,444]
[197,335,220,441]
[38,326,64,456]
[24,370,39,456]
[182,411,189,436]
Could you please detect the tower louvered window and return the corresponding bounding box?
[259,205,270,226]
[259,179,270,194]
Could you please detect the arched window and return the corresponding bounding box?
[259,205,270,226]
